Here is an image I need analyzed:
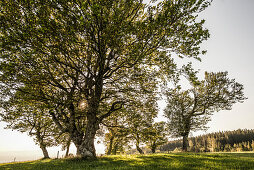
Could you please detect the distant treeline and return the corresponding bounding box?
[160,129,254,152]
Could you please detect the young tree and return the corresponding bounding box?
[164,67,246,151]
[1,0,211,158]
[105,129,130,155]
[144,121,168,153]
[55,133,72,157]
[128,115,151,154]
[103,119,130,155]
[103,91,158,155]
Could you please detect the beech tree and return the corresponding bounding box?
[164,67,246,151]
[104,126,130,155]
[103,116,129,155]
[103,91,158,155]
[0,0,211,158]
[0,101,56,158]
[144,121,167,153]
[55,133,72,157]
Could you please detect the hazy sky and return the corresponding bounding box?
[0,0,254,162]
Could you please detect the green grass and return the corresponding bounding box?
[1,152,254,169]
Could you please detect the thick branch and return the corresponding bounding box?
[98,101,124,121]
[49,110,67,133]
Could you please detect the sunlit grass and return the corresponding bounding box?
[1,152,254,169]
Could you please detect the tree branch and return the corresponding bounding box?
[98,101,124,121]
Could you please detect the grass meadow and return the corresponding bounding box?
[1,152,254,169]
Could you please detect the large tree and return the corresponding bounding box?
[0,0,211,158]
[164,67,246,151]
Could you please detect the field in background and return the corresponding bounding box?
[1,152,254,169]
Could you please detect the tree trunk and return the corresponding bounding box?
[151,146,156,153]
[151,142,156,153]
[107,137,114,155]
[40,144,50,159]
[136,144,144,154]
[112,142,118,155]
[36,132,50,159]
[65,138,71,157]
[76,118,99,159]
[182,135,188,152]
[70,132,83,156]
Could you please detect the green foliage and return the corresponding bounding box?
[1,0,212,157]
[164,66,246,151]
[144,121,168,153]
[103,89,159,155]
[2,153,254,169]
[0,100,56,158]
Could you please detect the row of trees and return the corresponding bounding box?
[102,65,246,154]
[0,0,246,159]
[0,64,245,157]
[160,129,254,152]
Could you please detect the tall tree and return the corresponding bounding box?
[164,66,246,151]
[0,0,211,158]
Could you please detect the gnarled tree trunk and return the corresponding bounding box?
[40,144,50,159]
[151,145,156,153]
[135,134,144,154]
[75,116,99,159]
[36,132,50,159]
[112,142,119,155]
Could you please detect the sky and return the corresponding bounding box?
[1,0,254,163]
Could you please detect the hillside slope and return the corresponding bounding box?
[1,153,254,169]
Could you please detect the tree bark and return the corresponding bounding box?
[151,141,157,153]
[151,146,156,153]
[136,144,144,154]
[65,138,71,157]
[36,132,50,159]
[182,135,189,152]
[40,144,50,159]
[112,142,118,155]
[107,136,114,155]
[70,131,83,156]
[75,117,99,159]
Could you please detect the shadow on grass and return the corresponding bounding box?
[216,152,254,158]
[1,153,254,170]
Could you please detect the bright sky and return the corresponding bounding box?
[0,0,254,163]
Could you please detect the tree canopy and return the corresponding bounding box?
[0,0,211,158]
[164,65,246,151]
